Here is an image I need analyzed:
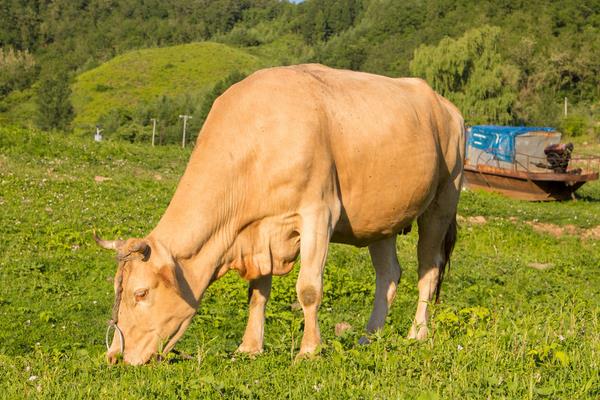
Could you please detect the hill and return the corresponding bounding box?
[71,42,265,130]
[1,0,599,137]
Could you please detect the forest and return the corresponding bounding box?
[1,0,599,141]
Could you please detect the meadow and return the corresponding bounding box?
[71,42,266,128]
[0,126,598,399]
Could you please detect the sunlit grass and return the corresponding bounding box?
[1,126,598,399]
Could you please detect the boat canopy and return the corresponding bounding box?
[468,125,556,162]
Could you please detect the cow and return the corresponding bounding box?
[94,64,465,365]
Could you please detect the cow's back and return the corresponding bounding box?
[295,66,446,244]
[174,64,459,254]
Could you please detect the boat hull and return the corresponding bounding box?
[463,164,599,201]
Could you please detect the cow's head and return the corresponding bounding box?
[94,233,196,365]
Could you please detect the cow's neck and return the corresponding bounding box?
[150,145,244,302]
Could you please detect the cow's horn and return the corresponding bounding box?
[93,230,124,250]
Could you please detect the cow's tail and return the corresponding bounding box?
[435,215,457,304]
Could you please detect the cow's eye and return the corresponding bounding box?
[134,289,149,302]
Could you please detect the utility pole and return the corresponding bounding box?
[179,114,192,148]
[564,97,568,117]
[150,118,158,147]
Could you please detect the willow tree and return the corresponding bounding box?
[410,25,519,125]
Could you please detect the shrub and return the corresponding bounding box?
[97,108,133,138]
[35,68,74,131]
[94,84,112,92]
[560,114,589,137]
[222,26,262,47]
[0,47,38,97]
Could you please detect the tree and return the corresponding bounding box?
[35,68,74,131]
[0,47,37,97]
[410,25,520,125]
[2,0,599,131]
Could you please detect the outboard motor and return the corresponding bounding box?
[543,142,574,173]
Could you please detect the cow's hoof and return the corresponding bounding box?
[294,352,317,362]
[358,335,371,345]
[294,346,320,362]
[407,325,428,340]
[236,343,263,356]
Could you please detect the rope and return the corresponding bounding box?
[106,262,125,353]
[111,262,124,324]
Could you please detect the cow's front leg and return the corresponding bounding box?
[296,209,332,358]
[237,274,272,354]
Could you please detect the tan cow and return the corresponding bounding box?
[95,64,464,365]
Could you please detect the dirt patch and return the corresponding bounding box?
[468,216,487,225]
[94,175,112,183]
[582,226,600,240]
[457,215,487,225]
[528,262,554,270]
[525,221,600,240]
[335,322,353,337]
[454,215,598,239]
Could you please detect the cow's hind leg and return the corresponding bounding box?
[237,274,272,354]
[359,236,401,344]
[408,208,457,340]
[296,208,333,357]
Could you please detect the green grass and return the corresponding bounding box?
[0,41,277,130]
[1,126,599,399]
[0,87,37,126]
[71,42,267,129]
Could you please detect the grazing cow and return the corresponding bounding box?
[95,64,464,365]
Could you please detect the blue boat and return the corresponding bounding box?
[464,126,598,201]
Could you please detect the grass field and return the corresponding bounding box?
[1,126,599,399]
[71,42,267,129]
[0,43,270,131]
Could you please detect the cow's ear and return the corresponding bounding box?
[129,239,150,258]
[119,239,151,261]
